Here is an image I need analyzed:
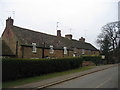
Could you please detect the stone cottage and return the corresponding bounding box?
[1,17,99,58]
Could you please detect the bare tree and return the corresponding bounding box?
[97,21,120,63]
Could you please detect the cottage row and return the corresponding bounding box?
[1,17,99,58]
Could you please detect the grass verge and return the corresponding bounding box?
[3,66,95,88]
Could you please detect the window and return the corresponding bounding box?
[32,43,37,53]
[74,48,77,53]
[88,50,91,55]
[73,54,76,57]
[64,47,67,54]
[49,45,54,54]
[82,49,85,55]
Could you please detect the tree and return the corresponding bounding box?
[101,35,111,54]
[97,21,120,63]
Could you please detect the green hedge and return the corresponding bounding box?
[2,56,101,82]
[2,57,82,81]
[81,56,102,66]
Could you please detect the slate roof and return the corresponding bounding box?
[12,26,98,51]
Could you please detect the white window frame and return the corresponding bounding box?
[73,54,76,57]
[64,47,67,55]
[32,43,37,53]
[49,45,54,54]
[82,49,85,55]
[74,48,77,53]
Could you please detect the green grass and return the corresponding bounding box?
[3,66,95,88]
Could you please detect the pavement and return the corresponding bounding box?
[13,64,118,89]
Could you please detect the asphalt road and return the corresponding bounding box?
[48,66,118,88]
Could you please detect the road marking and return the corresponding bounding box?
[95,78,111,88]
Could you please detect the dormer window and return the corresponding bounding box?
[64,47,67,54]
[32,43,37,53]
[49,45,54,54]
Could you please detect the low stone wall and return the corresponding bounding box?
[82,61,95,66]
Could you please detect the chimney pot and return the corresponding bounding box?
[65,34,72,40]
[79,37,85,42]
[6,17,14,27]
[57,30,61,37]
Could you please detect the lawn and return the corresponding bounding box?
[3,66,95,88]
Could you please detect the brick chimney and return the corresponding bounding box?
[6,17,14,27]
[57,30,61,37]
[65,34,72,40]
[79,37,85,42]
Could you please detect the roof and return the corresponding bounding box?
[12,26,98,51]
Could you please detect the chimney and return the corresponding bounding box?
[65,34,72,40]
[79,37,85,42]
[6,17,14,27]
[57,30,61,37]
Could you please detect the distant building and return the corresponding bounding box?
[1,17,99,58]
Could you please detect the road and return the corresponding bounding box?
[48,66,118,88]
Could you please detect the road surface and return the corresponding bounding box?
[48,66,118,88]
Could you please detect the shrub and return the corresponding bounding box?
[81,55,101,66]
[2,57,82,81]
[2,56,101,81]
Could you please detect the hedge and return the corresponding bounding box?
[2,56,101,82]
[2,57,82,81]
[81,55,102,66]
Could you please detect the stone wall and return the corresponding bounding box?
[2,27,17,55]
[19,46,42,58]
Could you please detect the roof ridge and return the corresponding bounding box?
[13,25,57,37]
[13,25,81,42]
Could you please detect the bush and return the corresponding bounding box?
[2,57,82,81]
[81,55,101,66]
[2,56,101,82]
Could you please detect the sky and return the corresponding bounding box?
[0,0,119,49]
[118,1,120,21]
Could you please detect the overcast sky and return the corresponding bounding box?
[0,0,119,49]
